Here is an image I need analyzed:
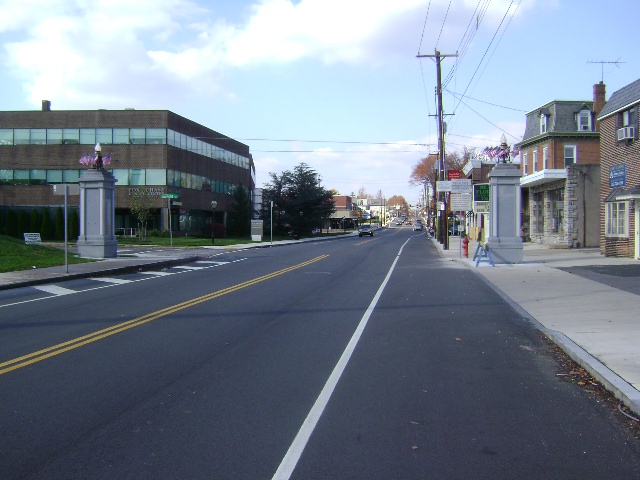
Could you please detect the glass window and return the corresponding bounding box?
[14,129,30,145]
[543,147,549,169]
[578,110,591,131]
[606,202,627,237]
[80,128,96,145]
[0,169,13,184]
[63,170,80,183]
[532,150,538,172]
[112,169,129,186]
[96,128,112,144]
[129,128,145,145]
[532,192,544,234]
[14,169,29,185]
[540,115,547,134]
[0,129,13,145]
[145,169,166,185]
[167,169,176,186]
[129,169,145,185]
[63,129,80,144]
[167,129,178,147]
[180,133,187,150]
[30,169,47,185]
[31,129,46,145]
[112,128,129,144]
[47,129,63,145]
[47,170,63,183]
[146,128,166,145]
[564,145,576,166]
[550,189,564,234]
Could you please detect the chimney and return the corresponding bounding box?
[42,100,51,111]
[593,82,606,131]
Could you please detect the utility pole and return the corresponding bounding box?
[417,50,457,249]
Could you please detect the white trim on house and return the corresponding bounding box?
[520,169,567,187]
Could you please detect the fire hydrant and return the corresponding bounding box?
[462,236,469,258]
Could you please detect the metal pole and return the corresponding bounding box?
[270,200,273,245]
[64,184,69,273]
[169,197,173,247]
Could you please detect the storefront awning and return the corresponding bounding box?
[520,169,567,187]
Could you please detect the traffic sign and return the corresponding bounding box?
[161,193,180,199]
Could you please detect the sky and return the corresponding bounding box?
[1,0,640,205]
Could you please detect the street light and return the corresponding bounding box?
[211,200,218,245]
[94,143,103,169]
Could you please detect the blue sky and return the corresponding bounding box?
[1,0,639,203]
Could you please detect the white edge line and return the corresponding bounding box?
[272,239,410,480]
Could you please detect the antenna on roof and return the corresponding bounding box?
[587,58,625,82]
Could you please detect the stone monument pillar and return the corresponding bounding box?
[77,144,118,258]
[485,138,523,264]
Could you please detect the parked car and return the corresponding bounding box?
[448,225,460,236]
[358,224,374,237]
[395,219,404,225]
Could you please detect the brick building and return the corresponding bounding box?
[598,78,640,258]
[516,83,604,247]
[0,102,255,236]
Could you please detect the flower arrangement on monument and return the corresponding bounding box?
[79,146,112,168]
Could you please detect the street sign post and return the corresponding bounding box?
[52,184,80,273]
[161,193,180,246]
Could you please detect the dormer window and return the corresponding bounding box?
[540,114,548,134]
[578,110,592,131]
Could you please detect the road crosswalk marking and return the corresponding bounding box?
[33,285,76,296]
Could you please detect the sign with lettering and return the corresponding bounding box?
[609,164,626,188]
[450,194,472,211]
[447,170,461,180]
[451,179,472,193]
[473,183,490,202]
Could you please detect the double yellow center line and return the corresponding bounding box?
[0,255,329,376]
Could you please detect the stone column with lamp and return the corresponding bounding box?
[484,135,523,264]
[77,143,118,258]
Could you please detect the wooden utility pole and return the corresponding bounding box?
[417,50,457,249]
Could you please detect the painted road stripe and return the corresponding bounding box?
[172,266,205,270]
[196,260,229,265]
[137,271,173,276]
[0,255,329,376]
[272,241,409,480]
[33,285,76,296]
[89,277,133,284]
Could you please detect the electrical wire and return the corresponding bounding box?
[444,89,526,112]
[435,0,453,50]
[417,0,433,54]
[447,90,520,141]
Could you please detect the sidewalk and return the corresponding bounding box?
[436,235,640,416]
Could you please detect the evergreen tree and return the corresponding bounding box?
[55,206,65,240]
[18,210,29,237]
[41,207,54,240]
[69,209,79,241]
[227,184,252,237]
[30,208,40,233]
[6,210,19,238]
[262,163,335,237]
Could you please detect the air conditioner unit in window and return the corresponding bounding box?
[617,126,635,141]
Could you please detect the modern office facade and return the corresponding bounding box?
[0,103,255,236]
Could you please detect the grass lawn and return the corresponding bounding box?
[0,235,95,273]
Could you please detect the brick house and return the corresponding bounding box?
[597,78,640,259]
[516,83,604,247]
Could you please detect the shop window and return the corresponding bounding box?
[606,201,628,237]
[532,192,544,233]
[550,189,564,234]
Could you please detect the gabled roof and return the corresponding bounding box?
[519,100,595,144]
[598,78,640,120]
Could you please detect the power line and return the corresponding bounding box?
[417,0,433,54]
[435,0,453,50]
[444,89,526,112]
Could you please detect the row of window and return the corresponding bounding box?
[0,168,237,195]
[0,127,251,170]
[522,146,576,174]
[539,110,593,134]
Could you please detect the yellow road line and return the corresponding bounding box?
[0,255,329,376]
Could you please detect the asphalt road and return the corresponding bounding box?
[1,227,640,479]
